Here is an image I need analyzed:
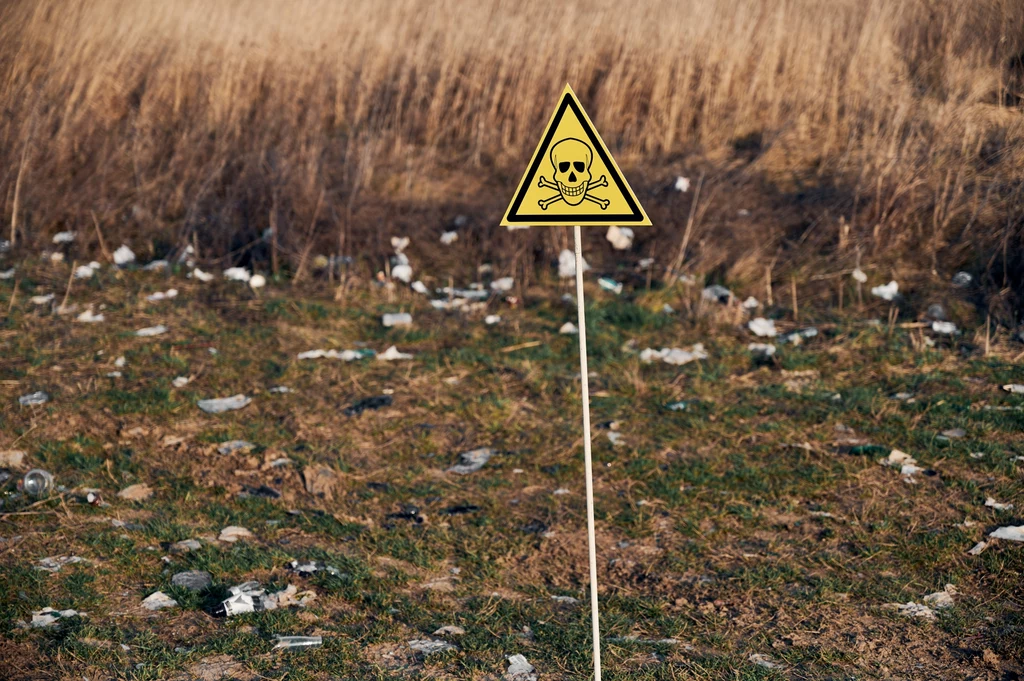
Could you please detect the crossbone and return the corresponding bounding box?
[537,175,609,210]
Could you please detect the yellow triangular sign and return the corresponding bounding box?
[501,85,651,228]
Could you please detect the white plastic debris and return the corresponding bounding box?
[113,245,136,266]
[440,231,458,245]
[273,635,322,650]
[114,356,126,367]
[558,249,589,278]
[141,591,179,611]
[31,293,55,305]
[224,267,251,282]
[742,296,760,310]
[411,281,429,294]
[218,440,254,455]
[20,607,83,628]
[198,395,251,414]
[0,268,14,279]
[74,264,97,279]
[391,236,410,253]
[76,309,104,323]
[639,344,708,366]
[19,392,49,406]
[748,343,776,358]
[559,322,578,334]
[409,639,457,654]
[136,325,167,337]
[871,280,899,301]
[852,268,867,283]
[892,602,936,620]
[674,176,690,193]
[1002,384,1024,394]
[952,271,972,288]
[485,315,501,325]
[146,289,178,302]
[985,497,1013,511]
[378,346,413,361]
[507,224,530,231]
[968,541,988,555]
[218,526,253,543]
[172,376,190,388]
[491,276,515,292]
[36,556,87,573]
[505,654,537,681]
[605,226,634,250]
[932,321,957,335]
[748,317,777,337]
[989,526,1024,541]
[52,231,76,244]
[270,386,291,394]
[297,349,367,361]
[923,586,956,609]
[392,263,413,283]
[598,278,623,294]
[749,653,784,670]
[249,274,266,289]
[189,268,214,282]
[49,252,65,263]
[383,312,413,328]
[701,285,732,304]
[448,447,495,475]
[143,259,169,271]
[551,595,578,604]
[881,450,923,477]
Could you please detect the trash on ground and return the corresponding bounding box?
[558,249,589,278]
[143,259,169,271]
[485,315,501,325]
[19,391,50,406]
[749,653,784,670]
[411,280,429,294]
[113,244,136,266]
[922,585,956,609]
[22,469,54,497]
[76,309,104,323]
[36,556,87,573]
[391,236,410,253]
[172,570,213,591]
[888,601,936,620]
[851,268,867,283]
[989,526,1024,541]
[198,395,251,413]
[213,582,270,616]
[932,321,958,335]
[273,635,322,650]
[118,483,154,501]
[249,274,266,289]
[392,259,413,283]
[0,449,26,468]
[440,231,458,245]
[748,317,776,337]
[30,293,55,305]
[190,268,214,282]
[383,312,412,327]
[287,560,342,578]
[881,450,923,477]
[74,263,98,279]
[217,440,254,455]
[952,271,972,287]
[224,267,251,282]
[742,296,759,310]
[598,277,623,294]
[448,447,495,474]
[136,325,167,337]
[218,526,254,543]
[748,343,776,359]
[297,348,371,361]
[551,595,578,604]
[270,386,291,393]
[19,607,83,628]
[408,639,457,654]
[344,395,392,416]
[172,376,190,388]
[560,322,578,334]
[434,625,466,636]
[491,276,514,292]
[378,346,413,361]
[606,226,634,250]
[505,654,538,681]
[941,428,965,438]
[702,284,732,304]
[640,344,708,366]
[146,289,178,302]
[141,591,179,611]
[0,267,14,279]
[1003,384,1024,394]
[170,539,202,554]
[779,327,818,345]
[871,280,899,301]
[674,176,690,192]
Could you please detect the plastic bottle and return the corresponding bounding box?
[22,469,54,497]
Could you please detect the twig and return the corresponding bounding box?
[7,279,17,314]
[667,171,705,286]
[90,211,113,263]
[501,340,542,353]
[292,188,326,285]
[10,128,32,248]
[58,261,76,313]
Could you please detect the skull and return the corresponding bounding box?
[550,138,592,206]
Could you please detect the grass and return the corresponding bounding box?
[1,263,1023,679]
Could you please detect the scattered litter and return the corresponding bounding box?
[378,346,413,361]
[170,539,202,553]
[702,285,732,304]
[287,560,342,578]
[606,226,634,250]
[666,401,688,411]
[871,280,899,301]
[749,653,784,670]
[74,264,97,279]
[249,274,266,289]
[198,395,251,413]
[638,258,654,270]
[48,252,64,263]
[0,450,26,468]
[558,249,589,278]
[748,317,776,337]
[932,321,958,335]
[189,268,214,282]
[674,176,690,192]
[141,591,178,611]
[22,469,54,497]
[391,236,410,253]
[143,259,169,271]
[922,585,956,609]
[448,447,495,475]
[213,582,270,616]
[969,451,985,459]
[889,601,936,620]
[491,276,515,292]
[273,635,322,651]
[742,296,759,310]
[639,344,708,366]
[598,277,623,294]
[146,289,178,303]
[434,625,465,636]
[411,280,429,294]
[172,376,190,388]
[118,483,154,501]
[952,271,973,288]
[218,526,253,543]
[551,595,578,604]
[19,391,50,406]
[224,267,251,282]
[0,268,14,279]
[440,231,458,245]
[344,395,392,416]
[941,428,966,439]
[881,450,923,477]
[1003,384,1024,394]
[31,293,54,305]
[606,432,624,446]
[383,312,412,327]
[748,343,776,359]
[559,322,578,334]
[553,487,571,495]
[967,541,988,555]
[76,309,104,323]
[113,245,136,266]
[36,556,87,573]
[52,231,76,244]
[297,348,371,361]
[505,654,537,681]
[172,570,213,591]
[392,259,413,283]
[989,526,1024,541]
[136,325,167,337]
[409,639,457,654]
[485,315,501,325]
[19,607,83,628]
[218,440,254,455]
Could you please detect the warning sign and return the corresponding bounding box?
[501,84,650,227]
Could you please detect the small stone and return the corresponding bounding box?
[171,570,213,592]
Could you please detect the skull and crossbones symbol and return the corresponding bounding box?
[537,138,609,211]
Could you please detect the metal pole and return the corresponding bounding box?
[573,224,602,681]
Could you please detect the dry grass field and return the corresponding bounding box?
[1,0,1023,291]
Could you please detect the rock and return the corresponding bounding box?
[198,395,251,414]
[408,639,457,654]
[302,466,337,500]
[141,591,178,610]
[172,570,213,592]
[170,539,202,553]
[433,625,466,636]
[447,448,495,475]
[218,526,253,543]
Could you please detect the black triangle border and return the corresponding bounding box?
[505,94,646,224]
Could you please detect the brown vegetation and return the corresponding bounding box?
[2,0,1023,292]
